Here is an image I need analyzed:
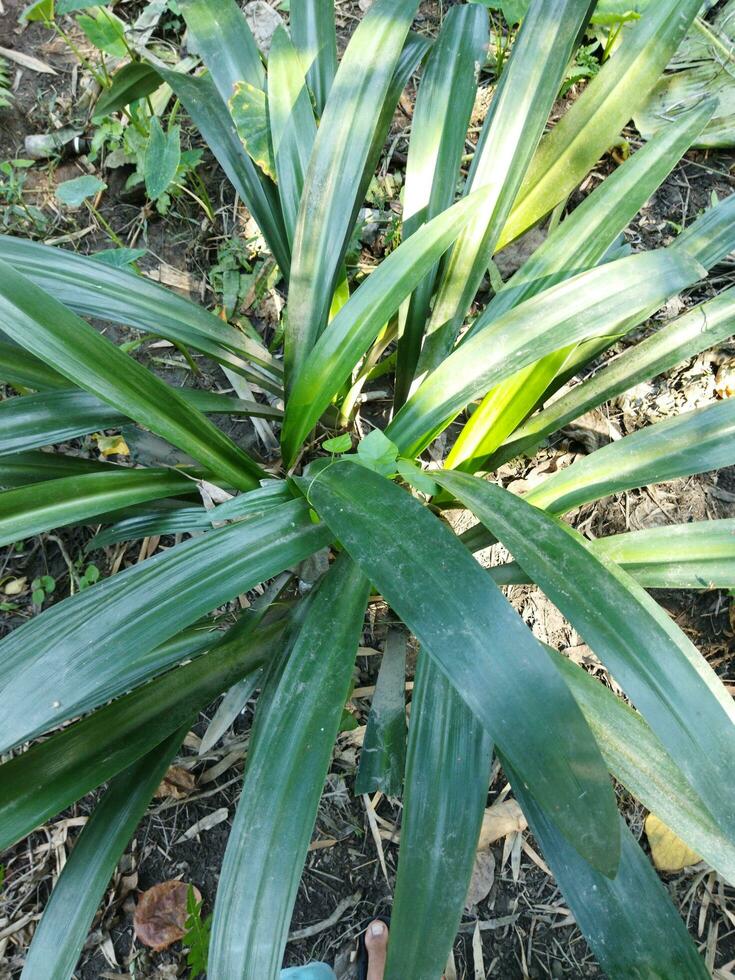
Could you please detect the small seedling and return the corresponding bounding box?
[183,884,212,979]
[31,575,56,607]
[78,564,100,591]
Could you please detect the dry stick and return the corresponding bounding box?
[287,891,362,943]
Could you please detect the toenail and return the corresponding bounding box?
[370,922,384,937]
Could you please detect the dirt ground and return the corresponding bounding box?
[1,1,735,978]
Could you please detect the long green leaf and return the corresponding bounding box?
[446,102,714,471]
[505,759,709,980]
[285,0,421,390]
[387,250,703,457]
[0,497,329,751]
[0,340,69,390]
[0,450,119,489]
[87,481,292,550]
[20,727,189,980]
[416,0,595,376]
[267,26,317,244]
[281,186,496,464]
[0,468,197,546]
[208,555,369,980]
[0,614,287,852]
[354,628,407,796]
[490,519,735,590]
[0,260,265,490]
[489,286,735,469]
[180,0,265,96]
[299,461,619,874]
[438,472,735,842]
[0,236,281,387]
[290,0,337,116]
[0,388,281,456]
[387,652,492,978]
[672,183,735,268]
[150,63,291,275]
[394,3,488,408]
[554,649,735,884]
[526,397,735,515]
[498,0,704,248]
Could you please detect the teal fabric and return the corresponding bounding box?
[280,965,336,979]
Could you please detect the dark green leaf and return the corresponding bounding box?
[290,0,337,115]
[93,61,163,120]
[0,341,69,390]
[553,648,735,884]
[0,614,288,851]
[267,25,317,243]
[388,250,703,457]
[0,261,265,490]
[0,468,197,546]
[208,555,369,978]
[526,397,735,515]
[506,758,708,979]
[144,118,181,200]
[395,3,488,407]
[298,461,619,874]
[355,629,407,796]
[150,63,290,275]
[0,236,280,387]
[387,652,492,978]
[0,497,330,751]
[285,0,421,389]
[490,284,735,469]
[438,473,735,842]
[19,728,188,980]
[180,0,265,97]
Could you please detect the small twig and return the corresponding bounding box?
[287,891,362,943]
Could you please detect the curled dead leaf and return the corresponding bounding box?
[133,880,201,952]
[155,765,195,800]
[477,799,527,850]
[645,813,702,872]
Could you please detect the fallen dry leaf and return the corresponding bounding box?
[477,799,527,850]
[3,577,27,596]
[155,765,195,800]
[133,881,201,952]
[645,813,702,872]
[465,849,496,908]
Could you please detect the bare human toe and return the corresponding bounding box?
[364,919,388,980]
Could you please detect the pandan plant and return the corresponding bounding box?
[0,0,734,976]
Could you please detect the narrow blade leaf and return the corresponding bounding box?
[438,473,735,842]
[387,652,492,978]
[0,497,329,750]
[19,727,189,980]
[0,261,265,490]
[208,555,369,979]
[299,461,619,874]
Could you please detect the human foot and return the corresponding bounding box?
[363,919,389,980]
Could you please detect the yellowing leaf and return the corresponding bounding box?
[229,81,275,180]
[94,433,130,457]
[645,813,702,872]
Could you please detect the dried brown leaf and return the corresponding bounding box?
[133,881,201,952]
[154,765,195,800]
